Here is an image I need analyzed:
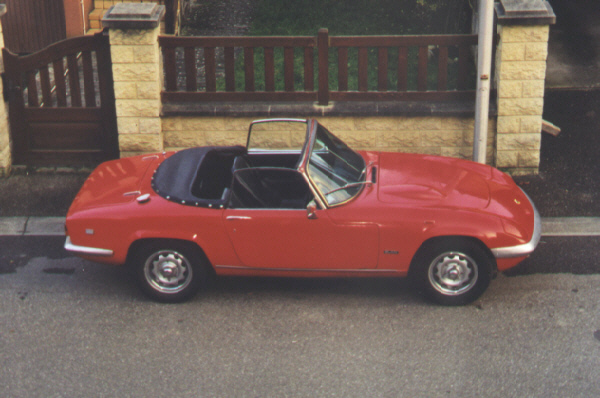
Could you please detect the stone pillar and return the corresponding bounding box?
[0,5,12,177]
[103,3,165,158]
[494,0,555,174]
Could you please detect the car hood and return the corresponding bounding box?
[377,152,492,209]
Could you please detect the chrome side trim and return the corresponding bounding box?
[64,236,114,257]
[226,216,252,220]
[215,264,399,274]
[251,118,307,125]
[491,189,542,259]
[247,149,303,154]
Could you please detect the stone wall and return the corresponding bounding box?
[495,24,550,175]
[493,0,556,175]
[109,28,164,158]
[0,9,11,177]
[162,116,496,160]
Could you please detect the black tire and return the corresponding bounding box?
[132,241,207,303]
[411,239,493,306]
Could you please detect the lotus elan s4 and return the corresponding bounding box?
[65,119,541,305]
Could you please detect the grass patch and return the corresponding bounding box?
[249,0,472,35]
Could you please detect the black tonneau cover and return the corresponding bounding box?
[151,146,245,207]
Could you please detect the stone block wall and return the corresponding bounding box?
[0,13,11,177]
[162,116,496,160]
[109,27,164,158]
[495,24,550,175]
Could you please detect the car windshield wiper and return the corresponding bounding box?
[358,166,368,180]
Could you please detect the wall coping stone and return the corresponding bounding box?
[102,3,165,29]
[162,100,497,118]
[495,0,556,26]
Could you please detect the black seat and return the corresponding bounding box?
[191,147,246,201]
[230,168,282,208]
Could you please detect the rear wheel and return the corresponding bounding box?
[412,239,493,306]
[132,242,207,303]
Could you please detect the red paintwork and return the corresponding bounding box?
[66,143,536,278]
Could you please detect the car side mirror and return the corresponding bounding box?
[307,203,318,219]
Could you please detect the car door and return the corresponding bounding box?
[223,168,378,270]
[224,208,378,270]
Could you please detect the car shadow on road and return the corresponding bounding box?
[207,275,418,301]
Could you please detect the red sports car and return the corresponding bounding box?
[65,119,540,305]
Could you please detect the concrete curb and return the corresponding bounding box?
[0,217,65,236]
[1,217,600,237]
[541,217,600,236]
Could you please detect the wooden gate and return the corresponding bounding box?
[1,0,67,54]
[2,31,119,166]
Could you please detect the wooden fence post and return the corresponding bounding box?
[163,0,177,35]
[317,28,329,106]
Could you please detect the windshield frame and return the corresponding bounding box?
[247,118,308,153]
[299,120,367,208]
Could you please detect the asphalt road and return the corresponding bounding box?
[1,236,600,397]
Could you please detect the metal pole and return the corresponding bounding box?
[473,0,495,164]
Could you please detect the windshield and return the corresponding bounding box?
[247,119,307,152]
[307,124,366,206]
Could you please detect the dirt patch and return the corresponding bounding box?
[515,89,600,217]
[0,168,88,217]
[545,1,600,88]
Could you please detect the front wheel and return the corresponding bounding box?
[412,239,493,306]
[133,242,207,303]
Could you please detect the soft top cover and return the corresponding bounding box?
[151,146,246,208]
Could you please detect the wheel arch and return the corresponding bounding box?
[126,238,216,275]
[408,235,497,277]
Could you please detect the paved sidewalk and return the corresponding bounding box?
[2,216,600,237]
[0,217,66,236]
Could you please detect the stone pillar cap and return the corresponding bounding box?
[495,0,556,25]
[102,3,165,29]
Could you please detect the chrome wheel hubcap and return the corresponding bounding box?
[428,251,478,296]
[144,250,192,294]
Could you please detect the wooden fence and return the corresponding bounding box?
[160,29,478,106]
[1,0,66,54]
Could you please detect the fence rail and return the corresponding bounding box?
[159,29,478,106]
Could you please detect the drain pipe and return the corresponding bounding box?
[80,0,87,34]
[473,0,495,164]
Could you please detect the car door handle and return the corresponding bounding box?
[226,216,252,220]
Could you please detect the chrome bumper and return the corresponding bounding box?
[491,190,542,259]
[64,236,114,257]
